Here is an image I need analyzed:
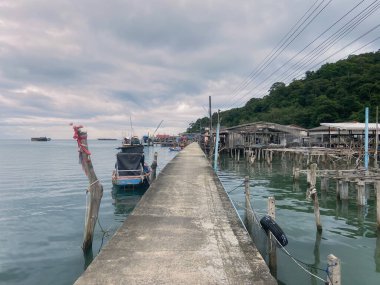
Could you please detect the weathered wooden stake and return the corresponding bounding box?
[321,175,329,192]
[244,176,254,234]
[151,152,158,181]
[327,254,341,285]
[357,180,366,206]
[73,126,103,252]
[268,196,277,277]
[310,163,322,231]
[336,171,343,199]
[340,179,349,200]
[293,167,300,182]
[377,181,380,229]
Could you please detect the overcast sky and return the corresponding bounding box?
[0,0,379,139]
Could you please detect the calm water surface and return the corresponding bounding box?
[217,154,380,285]
[0,140,178,285]
[1,140,379,284]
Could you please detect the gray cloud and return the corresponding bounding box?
[0,0,379,138]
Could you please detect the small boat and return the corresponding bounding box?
[31,137,51,141]
[112,144,151,189]
[169,146,182,151]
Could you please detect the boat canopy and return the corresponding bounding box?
[116,152,144,176]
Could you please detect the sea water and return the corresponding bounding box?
[0,139,178,285]
[217,153,380,285]
[1,140,379,284]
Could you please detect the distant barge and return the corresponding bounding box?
[31,137,51,141]
[97,138,118,141]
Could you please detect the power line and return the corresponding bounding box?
[226,0,333,109]
[230,0,380,106]
[229,0,365,104]
[281,0,380,83]
[219,0,329,110]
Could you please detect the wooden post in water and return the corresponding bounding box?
[268,196,277,277]
[72,125,103,252]
[327,254,341,285]
[321,173,329,192]
[151,152,158,181]
[376,181,380,229]
[336,171,343,199]
[357,180,366,206]
[310,163,322,231]
[244,176,254,234]
[340,179,349,200]
[293,167,300,182]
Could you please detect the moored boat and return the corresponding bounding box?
[112,143,151,189]
[31,137,51,141]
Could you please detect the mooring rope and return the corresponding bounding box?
[227,181,245,194]
[231,197,329,284]
[97,218,112,253]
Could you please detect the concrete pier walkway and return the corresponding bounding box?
[75,143,277,285]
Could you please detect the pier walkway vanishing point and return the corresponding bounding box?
[74,143,277,285]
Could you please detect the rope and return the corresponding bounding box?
[87,179,99,193]
[227,181,244,194]
[97,218,112,253]
[230,196,328,283]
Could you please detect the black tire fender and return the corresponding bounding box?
[260,215,288,247]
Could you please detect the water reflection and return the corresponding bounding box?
[111,186,146,216]
[376,231,380,272]
[83,248,94,270]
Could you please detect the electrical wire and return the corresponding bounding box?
[220,0,330,110]
[282,0,380,83]
[227,0,333,109]
[229,0,365,105]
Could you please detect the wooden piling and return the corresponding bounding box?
[321,175,329,192]
[340,179,349,200]
[327,254,341,285]
[293,167,300,182]
[244,176,254,234]
[336,171,343,199]
[310,163,322,231]
[377,181,380,229]
[268,196,277,277]
[357,180,366,206]
[151,152,158,181]
[73,125,103,252]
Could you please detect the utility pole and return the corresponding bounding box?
[365,107,369,171]
[209,96,213,156]
[214,110,220,171]
[375,106,379,168]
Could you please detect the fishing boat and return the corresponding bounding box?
[31,137,51,141]
[112,143,151,189]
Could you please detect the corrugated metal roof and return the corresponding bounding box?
[320,122,379,131]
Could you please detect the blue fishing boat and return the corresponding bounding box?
[112,144,151,188]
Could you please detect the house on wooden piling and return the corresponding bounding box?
[308,122,379,149]
[224,121,308,150]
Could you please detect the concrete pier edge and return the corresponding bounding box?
[74,142,277,284]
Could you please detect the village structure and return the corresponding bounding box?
[197,120,380,232]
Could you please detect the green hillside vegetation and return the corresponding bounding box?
[187,50,380,132]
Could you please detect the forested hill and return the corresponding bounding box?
[187,50,380,132]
